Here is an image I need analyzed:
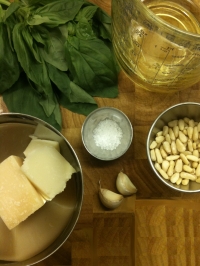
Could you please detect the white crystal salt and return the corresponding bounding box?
[93,118,123,150]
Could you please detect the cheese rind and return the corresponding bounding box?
[23,139,60,157]
[0,156,45,230]
[21,146,76,200]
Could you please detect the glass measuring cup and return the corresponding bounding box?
[112,0,200,93]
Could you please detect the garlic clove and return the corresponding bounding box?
[116,171,137,196]
[99,188,124,209]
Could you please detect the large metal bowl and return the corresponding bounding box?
[0,113,83,265]
[147,102,200,193]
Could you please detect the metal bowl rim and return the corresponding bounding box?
[146,102,200,193]
[81,107,133,160]
[0,112,84,265]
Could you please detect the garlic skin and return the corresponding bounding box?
[99,187,124,209]
[116,171,137,196]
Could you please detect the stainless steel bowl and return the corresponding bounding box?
[0,113,83,265]
[81,107,133,160]
[147,102,200,193]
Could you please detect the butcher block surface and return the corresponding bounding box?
[1,0,200,265]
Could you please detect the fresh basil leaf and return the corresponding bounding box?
[75,5,98,21]
[47,63,96,105]
[21,25,41,63]
[28,0,85,27]
[65,36,118,98]
[68,80,97,104]
[58,92,97,116]
[75,17,96,40]
[47,64,70,98]
[30,25,47,45]
[93,8,112,41]
[0,23,20,94]
[39,27,68,71]
[23,0,42,6]
[3,73,62,131]
[3,2,20,22]
[13,22,57,116]
[0,6,4,22]
[13,23,46,93]
[47,61,98,116]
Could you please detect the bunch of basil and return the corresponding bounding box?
[0,0,119,130]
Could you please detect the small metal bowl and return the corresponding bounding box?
[81,107,133,160]
[0,113,83,265]
[147,102,200,193]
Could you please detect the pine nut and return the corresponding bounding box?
[187,139,193,152]
[155,163,161,171]
[162,160,170,172]
[197,123,200,132]
[160,146,168,159]
[180,153,189,165]
[163,126,169,136]
[182,179,189,185]
[193,150,199,158]
[150,149,156,161]
[183,128,188,135]
[178,119,185,131]
[173,126,179,138]
[155,148,163,164]
[175,159,182,173]
[169,128,175,140]
[168,120,178,128]
[165,134,171,144]
[193,126,198,141]
[163,141,171,154]
[150,140,157,149]
[183,165,193,173]
[193,142,197,150]
[176,138,186,153]
[195,177,200,183]
[192,162,198,168]
[187,127,193,139]
[180,172,197,181]
[156,131,163,136]
[167,161,175,177]
[182,151,192,156]
[189,119,195,127]
[170,172,180,183]
[155,135,165,143]
[171,141,178,155]
[184,117,190,124]
[159,169,169,180]
[179,131,187,143]
[196,164,200,176]
[176,177,182,185]
[166,155,180,161]
[186,154,199,162]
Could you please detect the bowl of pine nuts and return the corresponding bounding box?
[147,102,200,192]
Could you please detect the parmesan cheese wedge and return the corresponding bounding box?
[23,139,60,157]
[0,156,46,230]
[21,146,76,200]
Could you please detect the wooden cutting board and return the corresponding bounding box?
[2,0,200,265]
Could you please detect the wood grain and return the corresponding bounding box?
[1,0,200,265]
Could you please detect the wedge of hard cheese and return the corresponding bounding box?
[0,156,46,230]
[21,146,76,200]
[23,139,60,157]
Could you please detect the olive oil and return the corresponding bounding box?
[147,1,200,34]
[112,0,200,92]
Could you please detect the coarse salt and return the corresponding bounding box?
[93,118,123,150]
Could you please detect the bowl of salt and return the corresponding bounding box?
[81,107,133,160]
